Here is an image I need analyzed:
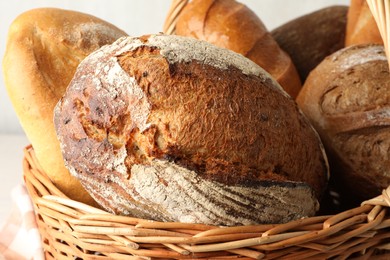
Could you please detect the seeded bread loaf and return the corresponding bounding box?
[297,44,390,200]
[54,34,329,225]
[2,8,127,205]
[174,0,302,98]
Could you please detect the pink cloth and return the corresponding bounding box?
[0,184,44,260]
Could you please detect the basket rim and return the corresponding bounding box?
[22,145,390,259]
[163,0,189,34]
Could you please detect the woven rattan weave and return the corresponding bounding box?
[23,146,390,259]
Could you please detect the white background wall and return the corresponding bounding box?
[0,0,350,134]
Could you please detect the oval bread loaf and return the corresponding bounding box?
[297,44,390,200]
[2,8,127,205]
[174,0,302,99]
[54,34,329,225]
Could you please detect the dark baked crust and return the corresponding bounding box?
[55,35,328,224]
[297,44,390,199]
[271,5,348,82]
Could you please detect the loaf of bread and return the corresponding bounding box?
[3,8,127,205]
[345,0,383,46]
[174,0,302,98]
[54,34,329,225]
[271,6,348,82]
[297,44,390,200]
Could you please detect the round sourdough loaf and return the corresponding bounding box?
[3,8,127,206]
[174,0,302,99]
[54,34,329,225]
[297,44,390,200]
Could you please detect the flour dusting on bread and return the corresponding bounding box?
[101,34,267,77]
[331,44,387,71]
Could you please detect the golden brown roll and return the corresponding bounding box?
[297,44,390,200]
[174,0,302,98]
[345,0,383,46]
[3,8,127,205]
[54,34,329,225]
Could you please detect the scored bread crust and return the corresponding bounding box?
[55,34,329,225]
[174,0,302,99]
[2,8,127,205]
[297,44,390,200]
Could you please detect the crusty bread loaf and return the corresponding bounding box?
[54,34,329,225]
[271,6,348,82]
[345,0,383,46]
[297,44,390,200]
[3,8,127,205]
[174,0,302,99]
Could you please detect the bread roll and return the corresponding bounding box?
[271,6,348,82]
[3,8,127,205]
[297,44,390,200]
[54,34,329,225]
[174,0,302,99]
[345,0,383,46]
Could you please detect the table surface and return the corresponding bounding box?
[0,134,29,224]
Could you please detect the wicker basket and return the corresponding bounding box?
[23,145,390,259]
